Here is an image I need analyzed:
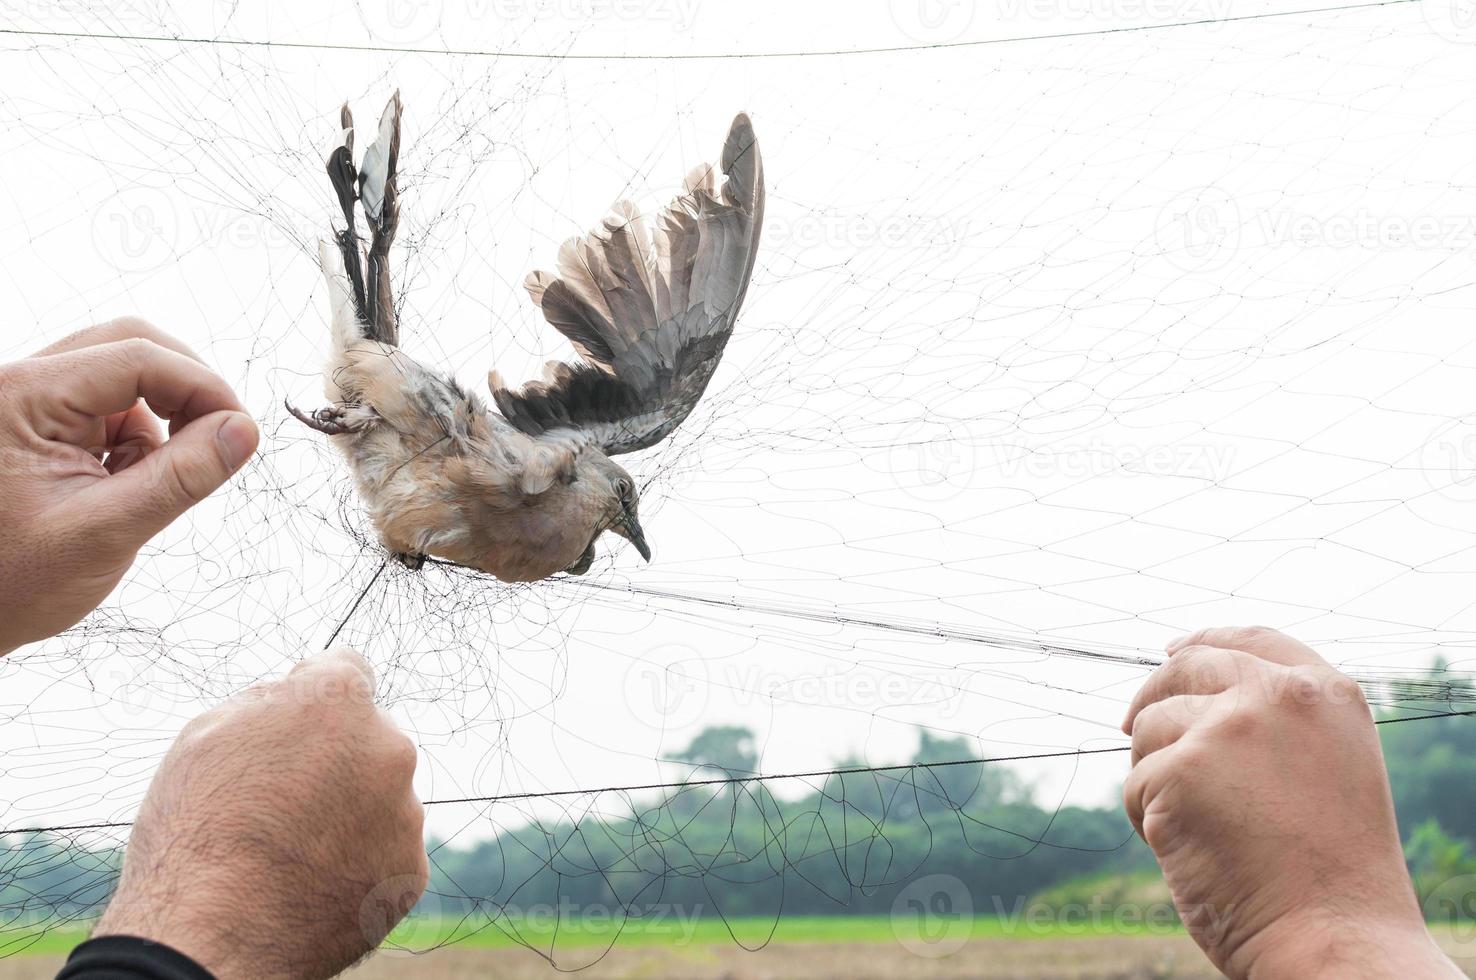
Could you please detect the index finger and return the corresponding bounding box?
[1121,645,1248,735]
[1166,626,1326,669]
[30,339,243,436]
[284,647,377,707]
[30,316,206,364]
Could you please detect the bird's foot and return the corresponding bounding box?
[393,551,427,571]
[563,542,596,576]
[285,398,362,436]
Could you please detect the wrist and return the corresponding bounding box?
[95,881,278,980]
[1239,915,1458,979]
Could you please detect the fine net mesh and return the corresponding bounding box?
[2,0,1475,964]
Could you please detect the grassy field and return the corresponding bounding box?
[380,912,1195,950]
[2,918,1472,979]
[0,914,1188,954]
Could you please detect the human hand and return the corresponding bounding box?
[0,317,258,655]
[95,647,428,979]
[1122,626,1461,978]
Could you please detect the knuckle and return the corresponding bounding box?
[1324,669,1364,704]
[105,315,159,338]
[1173,643,1217,665]
[1216,698,1262,738]
[405,799,427,836]
[1172,736,1216,778]
[1234,625,1278,647]
[386,732,419,776]
[116,336,158,360]
[1170,644,1232,683]
[1285,666,1363,709]
[1130,699,1162,740]
[409,849,431,894]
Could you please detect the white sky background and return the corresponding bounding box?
[1,0,1475,845]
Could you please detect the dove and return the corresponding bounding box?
[289,92,764,582]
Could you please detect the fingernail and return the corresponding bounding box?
[1166,633,1194,653]
[216,413,259,471]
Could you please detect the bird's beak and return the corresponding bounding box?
[613,509,652,562]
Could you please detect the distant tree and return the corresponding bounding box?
[1380,662,1476,846]
[911,729,1027,809]
[1405,819,1476,913]
[670,725,758,777]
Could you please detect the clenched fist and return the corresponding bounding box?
[95,648,428,979]
[0,317,258,655]
[1123,626,1460,979]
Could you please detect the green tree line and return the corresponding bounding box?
[2,668,1473,926]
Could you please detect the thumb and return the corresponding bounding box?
[82,410,258,551]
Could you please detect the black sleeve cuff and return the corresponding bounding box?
[57,935,217,980]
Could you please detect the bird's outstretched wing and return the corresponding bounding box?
[490,113,764,456]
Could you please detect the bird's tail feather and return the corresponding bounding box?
[323,91,402,347]
[319,240,360,355]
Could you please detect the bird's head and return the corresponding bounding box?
[589,454,651,563]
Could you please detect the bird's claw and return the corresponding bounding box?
[393,551,427,571]
[286,398,358,436]
[563,542,596,576]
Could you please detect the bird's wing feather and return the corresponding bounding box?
[491,113,763,456]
